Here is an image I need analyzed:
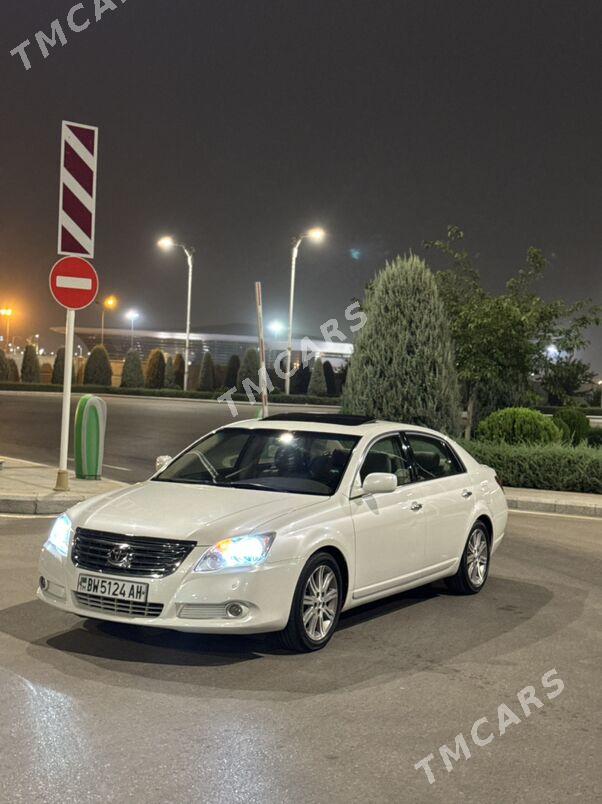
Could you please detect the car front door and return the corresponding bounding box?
[350,434,427,599]
[404,433,474,572]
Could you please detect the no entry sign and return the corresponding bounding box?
[49,256,99,310]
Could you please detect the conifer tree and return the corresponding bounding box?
[121,349,144,388]
[84,345,112,386]
[198,352,216,391]
[308,357,327,396]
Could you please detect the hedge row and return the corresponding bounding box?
[0,382,340,406]
[459,440,602,494]
[537,406,602,417]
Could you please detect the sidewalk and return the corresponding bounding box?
[0,457,126,515]
[504,487,601,518]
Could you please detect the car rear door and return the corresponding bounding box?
[350,434,428,599]
[403,432,475,573]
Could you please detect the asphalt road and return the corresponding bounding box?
[0,510,600,803]
[0,391,338,482]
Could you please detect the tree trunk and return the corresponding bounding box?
[464,392,476,440]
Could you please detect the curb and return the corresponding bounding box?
[505,497,601,518]
[0,495,98,516]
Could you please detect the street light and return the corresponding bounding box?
[97,295,118,345]
[125,310,139,349]
[0,308,13,346]
[268,320,284,337]
[285,227,326,394]
[157,235,195,391]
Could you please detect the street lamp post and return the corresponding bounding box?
[125,310,139,349]
[97,295,118,345]
[158,236,195,391]
[285,228,325,395]
[0,309,13,348]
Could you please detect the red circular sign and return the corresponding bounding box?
[49,256,99,310]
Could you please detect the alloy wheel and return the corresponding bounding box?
[467,527,488,587]
[302,564,339,641]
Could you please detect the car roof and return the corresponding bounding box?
[222,415,446,439]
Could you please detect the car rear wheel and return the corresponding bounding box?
[446,521,490,594]
[278,552,343,652]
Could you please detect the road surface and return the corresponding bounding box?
[0,391,337,482]
[0,510,600,803]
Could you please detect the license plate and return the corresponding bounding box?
[77,574,149,603]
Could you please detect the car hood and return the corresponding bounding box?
[72,480,325,544]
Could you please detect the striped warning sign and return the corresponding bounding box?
[58,120,98,259]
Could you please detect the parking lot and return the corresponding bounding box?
[1,510,600,803]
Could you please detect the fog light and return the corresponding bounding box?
[226,603,244,618]
[39,576,47,591]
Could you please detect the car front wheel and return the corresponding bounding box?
[278,552,343,652]
[446,521,490,594]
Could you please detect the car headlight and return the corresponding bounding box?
[45,513,73,557]
[194,533,276,572]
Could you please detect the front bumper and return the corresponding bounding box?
[38,544,301,634]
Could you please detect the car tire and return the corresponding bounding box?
[278,551,343,652]
[446,521,490,595]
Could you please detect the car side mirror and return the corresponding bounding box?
[155,455,172,473]
[362,472,397,495]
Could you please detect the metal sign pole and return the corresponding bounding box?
[255,281,269,419]
[55,308,75,491]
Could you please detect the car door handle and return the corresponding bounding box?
[410,501,423,511]
[461,489,473,498]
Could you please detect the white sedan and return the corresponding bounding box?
[38,414,507,651]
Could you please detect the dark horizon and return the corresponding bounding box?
[2,0,601,368]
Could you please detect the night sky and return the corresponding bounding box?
[2,0,601,367]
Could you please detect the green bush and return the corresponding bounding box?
[198,352,216,391]
[173,353,185,389]
[145,349,166,389]
[0,349,8,381]
[552,407,591,446]
[237,348,260,390]
[121,349,144,388]
[459,440,602,494]
[224,354,240,389]
[21,344,40,383]
[84,345,112,386]
[587,429,602,449]
[477,407,561,445]
[51,347,75,385]
[7,358,19,382]
[308,358,327,396]
[164,355,176,388]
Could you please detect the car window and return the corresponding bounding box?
[156,428,359,496]
[359,436,412,486]
[406,434,464,480]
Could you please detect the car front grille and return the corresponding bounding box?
[72,528,197,578]
[74,592,164,618]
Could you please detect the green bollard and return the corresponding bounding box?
[74,395,107,480]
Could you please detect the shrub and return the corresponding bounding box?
[145,349,166,389]
[291,364,311,395]
[121,349,144,388]
[552,407,591,446]
[237,348,260,390]
[588,429,602,449]
[225,354,240,388]
[342,254,460,434]
[21,344,40,383]
[40,363,53,383]
[477,407,561,445]
[308,357,327,396]
[198,352,216,391]
[84,345,112,386]
[0,349,8,381]
[458,440,602,494]
[51,347,75,385]
[173,353,185,389]
[323,360,337,396]
[7,358,19,382]
[164,355,176,388]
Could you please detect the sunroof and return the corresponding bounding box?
[263,413,375,426]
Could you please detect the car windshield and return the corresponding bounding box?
[155,428,359,496]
